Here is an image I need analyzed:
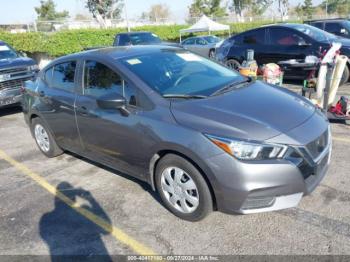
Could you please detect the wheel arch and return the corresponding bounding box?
[149,148,218,210]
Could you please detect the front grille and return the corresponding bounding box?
[0,77,32,91]
[0,67,28,75]
[305,130,329,160]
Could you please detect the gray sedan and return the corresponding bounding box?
[181,35,222,58]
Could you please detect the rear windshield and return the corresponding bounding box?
[129,33,162,45]
[0,44,18,59]
[287,24,336,42]
[121,49,243,96]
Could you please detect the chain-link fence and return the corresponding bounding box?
[1,14,349,33]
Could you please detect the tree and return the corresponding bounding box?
[249,0,272,16]
[277,0,289,20]
[188,0,226,19]
[302,0,314,18]
[34,0,69,21]
[148,4,171,23]
[85,0,124,28]
[320,0,350,15]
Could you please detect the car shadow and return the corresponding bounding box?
[65,152,163,207]
[0,106,22,117]
[39,182,113,261]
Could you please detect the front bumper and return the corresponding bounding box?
[205,125,331,215]
[0,87,22,107]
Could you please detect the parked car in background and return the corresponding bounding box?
[22,46,331,221]
[216,23,350,85]
[113,31,178,47]
[0,41,38,108]
[305,18,350,39]
[181,35,222,58]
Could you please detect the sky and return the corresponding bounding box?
[0,0,323,25]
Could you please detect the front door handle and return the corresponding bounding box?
[78,106,89,116]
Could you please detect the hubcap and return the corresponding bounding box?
[34,124,50,152]
[160,167,199,214]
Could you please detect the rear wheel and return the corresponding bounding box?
[209,49,215,59]
[225,59,240,71]
[31,118,63,158]
[155,154,213,221]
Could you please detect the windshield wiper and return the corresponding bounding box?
[210,78,252,96]
[163,94,207,99]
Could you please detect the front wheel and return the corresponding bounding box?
[155,154,213,221]
[225,59,240,71]
[31,118,63,158]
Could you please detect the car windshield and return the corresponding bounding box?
[129,33,162,45]
[0,45,18,59]
[203,36,221,43]
[121,49,244,97]
[287,24,336,42]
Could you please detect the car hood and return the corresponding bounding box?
[0,57,36,69]
[170,81,316,141]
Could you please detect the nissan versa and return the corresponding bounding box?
[22,46,332,221]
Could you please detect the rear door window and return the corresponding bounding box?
[269,28,307,46]
[183,38,195,45]
[52,61,76,92]
[117,34,130,46]
[241,29,266,45]
[310,22,323,30]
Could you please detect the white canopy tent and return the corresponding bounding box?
[179,15,230,42]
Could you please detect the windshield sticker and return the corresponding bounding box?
[0,45,10,51]
[176,53,202,62]
[126,58,142,65]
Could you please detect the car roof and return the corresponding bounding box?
[52,45,182,63]
[305,18,348,23]
[117,31,153,35]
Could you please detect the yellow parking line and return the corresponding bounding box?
[0,149,156,256]
[333,136,350,143]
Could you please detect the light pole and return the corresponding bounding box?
[124,0,130,32]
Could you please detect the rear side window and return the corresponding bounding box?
[183,38,195,45]
[241,29,265,45]
[269,28,307,46]
[52,61,76,92]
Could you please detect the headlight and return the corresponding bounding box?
[28,65,39,71]
[205,134,287,160]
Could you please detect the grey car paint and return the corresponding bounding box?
[181,37,217,58]
[22,46,331,215]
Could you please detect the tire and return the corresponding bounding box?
[225,59,240,71]
[31,117,63,158]
[155,154,213,221]
[209,49,215,59]
[340,64,350,86]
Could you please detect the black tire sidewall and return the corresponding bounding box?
[31,118,62,157]
[155,154,213,221]
[226,59,240,71]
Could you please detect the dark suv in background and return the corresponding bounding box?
[216,23,350,85]
[113,31,178,47]
[305,18,350,39]
[0,41,38,108]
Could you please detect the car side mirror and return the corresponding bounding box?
[97,93,129,116]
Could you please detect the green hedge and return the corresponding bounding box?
[0,21,276,57]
